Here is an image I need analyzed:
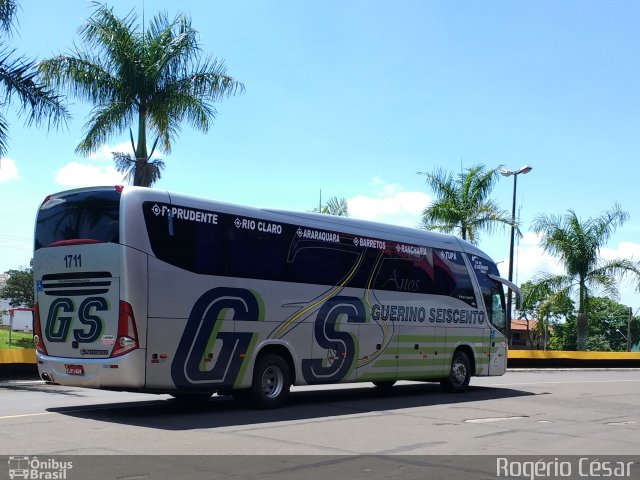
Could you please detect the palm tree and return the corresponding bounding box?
[418,164,513,244]
[313,196,349,216]
[531,204,640,350]
[39,2,244,186]
[0,0,68,158]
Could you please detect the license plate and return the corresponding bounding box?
[65,365,84,376]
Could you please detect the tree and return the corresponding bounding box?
[520,280,574,349]
[0,264,33,307]
[312,197,349,216]
[585,297,638,352]
[418,164,513,244]
[39,2,244,186]
[531,204,640,350]
[0,0,68,157]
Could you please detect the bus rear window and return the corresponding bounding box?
[35,190,120,250]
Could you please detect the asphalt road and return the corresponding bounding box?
[0,369,639,479]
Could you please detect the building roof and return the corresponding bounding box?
[511,318,539,331]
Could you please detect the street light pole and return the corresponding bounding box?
[628,308,632,352]
[500,165,532,347]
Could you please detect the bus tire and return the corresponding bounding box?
[441,350,471,393]
[250,354,291,409]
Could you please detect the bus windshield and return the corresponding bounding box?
[35,189,121,250]
[468,254,507,333]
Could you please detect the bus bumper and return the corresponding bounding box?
[36,349,146,389]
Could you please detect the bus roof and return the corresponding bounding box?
[43,185,499,266]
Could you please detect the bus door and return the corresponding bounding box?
[487,327,507,375]
[396,315,441,380]
[355,320,397,383]
[486,274,518,375]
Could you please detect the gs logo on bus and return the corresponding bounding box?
[171,287,261,390]
[301,296,365,384]
[45,297,106,344]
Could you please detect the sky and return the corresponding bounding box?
[1,0,640,313]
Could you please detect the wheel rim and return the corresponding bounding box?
[261,365,284,399]
[452,359,467,386]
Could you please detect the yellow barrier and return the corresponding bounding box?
[0,348,36,363]
[508,350,640,360]
[0,348,638,364]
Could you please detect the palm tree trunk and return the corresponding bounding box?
[133,110,148,186]
[577,279,587,350]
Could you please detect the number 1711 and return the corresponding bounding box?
[64,254,81,268]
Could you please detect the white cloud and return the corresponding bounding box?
[601,241,640,261]
[0,158,19,183]
[55,141,133,187]
[88,142,132,161]
[347,180,430,227]
[55,162,125,187]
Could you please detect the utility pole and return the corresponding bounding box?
[628,307,633,352]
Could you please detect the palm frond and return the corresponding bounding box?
[590,258,640,293]
[0,49,69,156]
[418,164,510,244]
[39,53,118,105]
[0,110,8,155]
[586,271,619,300]
[588,203,629,250]
[112,150,164,187]
[0,0,17,35]
[112,151,136,185]
[76,101,133,154]
[80,3,139,72]
[530,272,577,298]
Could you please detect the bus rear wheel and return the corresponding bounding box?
[250,354,291,409]
[441,351,471,393]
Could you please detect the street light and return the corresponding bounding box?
[500,165,533,347]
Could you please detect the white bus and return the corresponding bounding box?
[33,186,519,408]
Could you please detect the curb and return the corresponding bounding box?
[0,349,35,363]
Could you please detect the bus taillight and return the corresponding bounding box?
[33,303,48,355]
[111,301,139,358]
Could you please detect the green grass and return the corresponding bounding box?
[0,327,35,349]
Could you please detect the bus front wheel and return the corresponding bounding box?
[250,354,291,409]
[441,351,471,393]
